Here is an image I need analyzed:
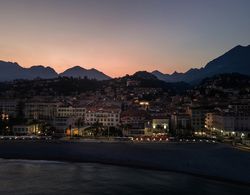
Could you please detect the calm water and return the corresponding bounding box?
[0,159,249,195]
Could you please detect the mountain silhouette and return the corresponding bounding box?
[132,71,158,80]
[0,61,111,81]
[1,45,249,82]
[60,66,111,80]
[152,45,250,83]
[26,65,58,79]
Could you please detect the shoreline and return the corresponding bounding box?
[0,140,250,185]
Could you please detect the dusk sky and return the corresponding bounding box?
[0,0,250,77]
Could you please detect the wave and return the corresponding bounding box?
[0,158,66,165]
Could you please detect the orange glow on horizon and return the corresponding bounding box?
[0,55,190,78]
[0,0,249,78]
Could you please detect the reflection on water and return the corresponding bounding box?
[0,159,249,195]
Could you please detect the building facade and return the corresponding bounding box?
[57,106,85,118]
[205,112,250,137]
[24,101,60,120]
[85,107,120,127]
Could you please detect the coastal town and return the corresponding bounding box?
[0,72,249,148]
[1,1,250,194]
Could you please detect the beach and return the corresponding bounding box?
[0,140,250,184]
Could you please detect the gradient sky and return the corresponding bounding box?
[0,0,250,77]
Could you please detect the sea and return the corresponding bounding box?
[0,159,249,195]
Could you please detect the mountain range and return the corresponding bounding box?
[60,66,110,80]
[0,45,250,82]
[0,61,110,81]
[152,45,250,84]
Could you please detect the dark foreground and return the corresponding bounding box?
[1,159,250,195]
[0,141,250,185]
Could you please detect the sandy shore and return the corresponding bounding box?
[0,140,250,184]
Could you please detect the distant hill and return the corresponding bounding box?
[60,66,111,80]
[152,45,250,84]
[199,73,250,90]
[0,61,111,81]
[124,71,190,94]
[193,73,250,97]
[0,61,57,81]
[0,77,102,97]
[26,65,58,79]
[132,71,158,80]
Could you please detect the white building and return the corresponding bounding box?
[85,107,120,127]
[205,112,250,137]
[212,113,235,132]
[57,106,85,118]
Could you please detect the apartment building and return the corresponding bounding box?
[205,112,250,137]
[57,106,85,118]
[24,101,60,120]
[187,106,211,131]
[85,107,121,127]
